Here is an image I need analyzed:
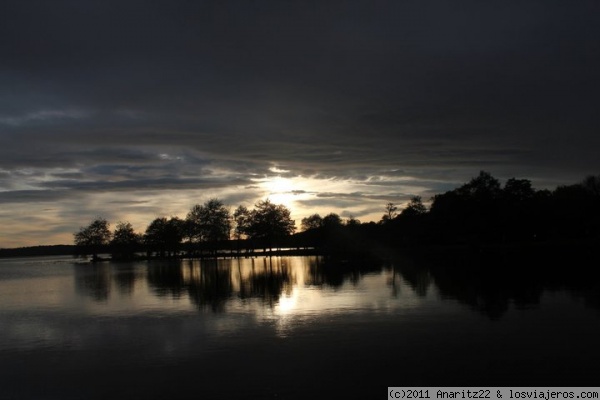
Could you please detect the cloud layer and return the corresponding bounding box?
[1,1,599,246]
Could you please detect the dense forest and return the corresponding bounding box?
[70,171,600,261]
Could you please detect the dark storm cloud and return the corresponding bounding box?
[38,176,250,193]
[0,189,75,204]
[1,1,599,245]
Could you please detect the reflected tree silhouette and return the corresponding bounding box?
[186,259,233,312]
[146,258,294,312]
[75,263,141,300]
[74,264,112,301]
[147,260,233,311]
[113,265,137,295]
[390,255,431,298]
[72,251,600,321]
[147,261,186,299]
[391,248,600,319]
[305,257,383,288]
[244,257,294,307]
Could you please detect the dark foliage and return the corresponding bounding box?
[296,171,600,254]
[110,222,142,260]
[74,218,111,261]
[0,245,75,258]
[144,217,185,258]
[69,173,600,260]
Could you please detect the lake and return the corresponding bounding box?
[1,253,599,399]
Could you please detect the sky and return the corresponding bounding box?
[1,0,599,247]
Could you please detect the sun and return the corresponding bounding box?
[262,176,294,193]
[258,176,297,209]
[252,172,375,225]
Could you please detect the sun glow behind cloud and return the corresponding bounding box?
[251,169,428,228]
[255,175,308,210]
[0,157,435,247]
[252,173,370,221]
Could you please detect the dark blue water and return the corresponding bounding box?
[1,255,599,399]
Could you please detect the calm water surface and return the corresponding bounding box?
[1,254,599,399]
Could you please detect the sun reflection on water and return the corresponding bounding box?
[275,288,299,315]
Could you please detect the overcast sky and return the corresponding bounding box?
[1,0,599,247]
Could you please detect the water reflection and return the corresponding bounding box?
[5,253,600,399]
[75,264,111,301]
[72,253,600,320]
[240,258,294,307]
[75,263,141,301]
[114,265,137,294]
[149,259,234,312]
[306,256,382,288]
[392,249,600,319]
[389,255,431,298]
[146,258,295,312]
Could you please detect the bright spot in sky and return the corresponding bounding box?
[262,176,295,194]
[252,173,387,225]
[255,175,311,211]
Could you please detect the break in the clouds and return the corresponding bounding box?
[1,0,599,246]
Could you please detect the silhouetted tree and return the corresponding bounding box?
[382,196,429,246]
[345,215,361,227]
[322,213,343,229]
[110,221,142,260]
[552,183,599,238]
[457,170,502,199]
[70,171,600,258]
[582,175,600,197]
[401,196,427,217]
[381,202,398,223]
[503,178,535,202]
[430,171,503,244]
[233,205,250,239]
[246,199,295,252]
[74,218,111,261]
[186,199,231,253]
[320,212,355,253]
[232,205,251,253]
[301,214,323,231]
[144,217,184,258]
[580,175,600,236]
[499,178,537,241]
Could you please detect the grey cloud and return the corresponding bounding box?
[296,198,361,210]
[0,189,78,204]
[1,1,599,245]
[345,206,386,220]
[106,200,150,205]
[39,176,251,193]
[316,191,412,203]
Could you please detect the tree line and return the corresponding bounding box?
[379,171,599,249]
[75,172,600,260]
[74,199,295,261]
[292,171,600,255]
